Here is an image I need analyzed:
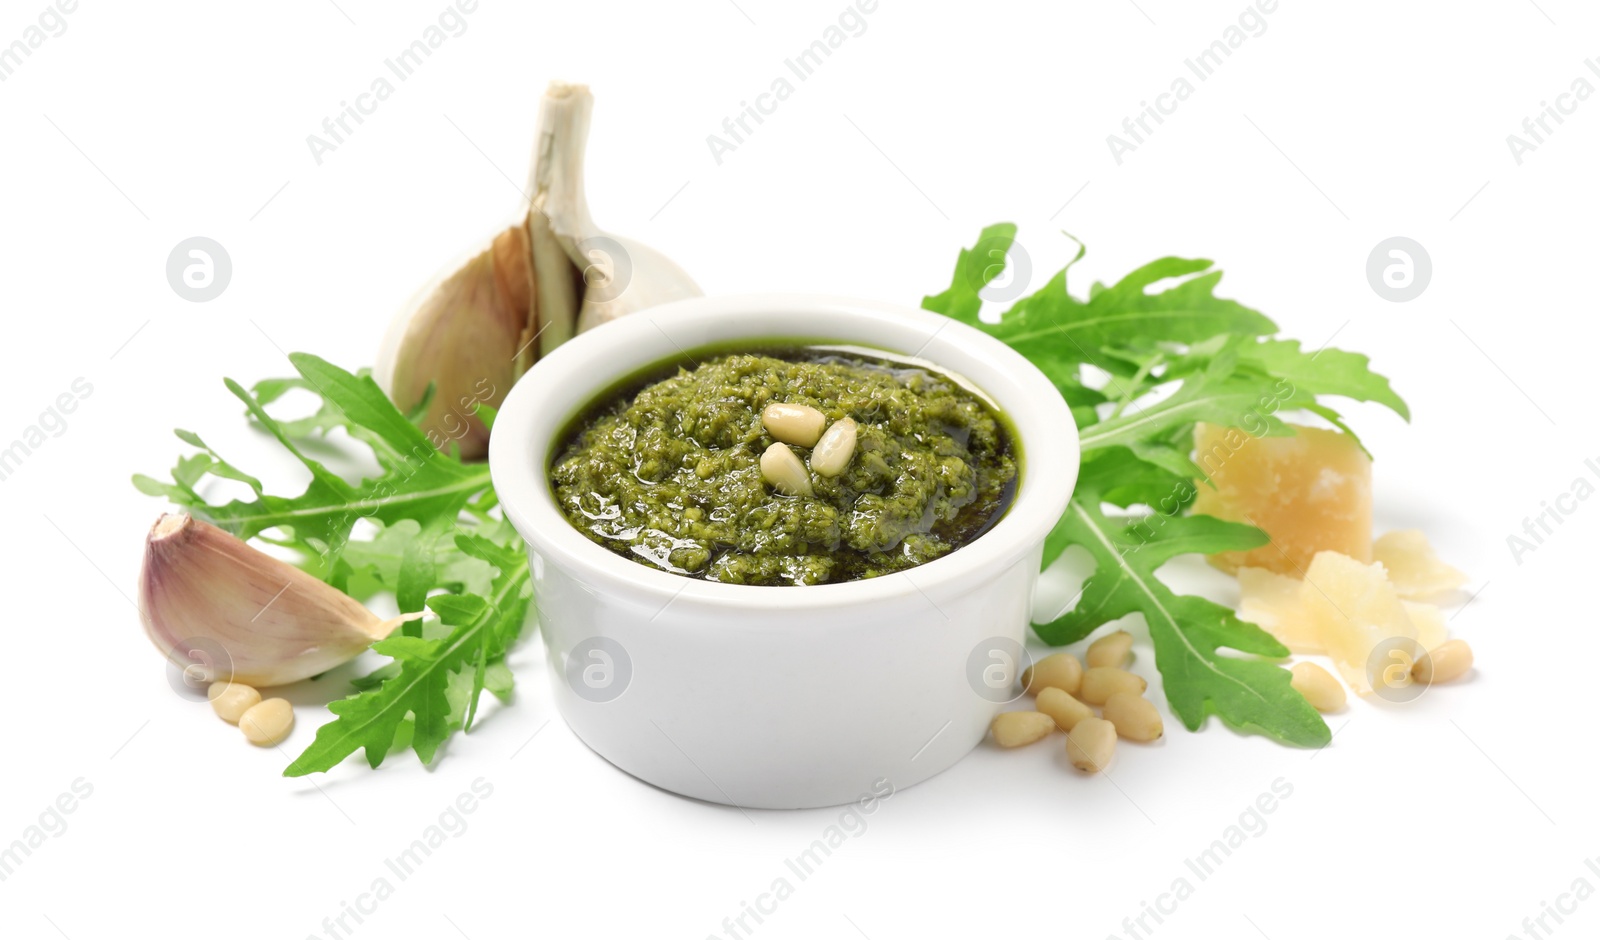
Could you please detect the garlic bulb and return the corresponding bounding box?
[375,81,701,459]
[139,514,414,687]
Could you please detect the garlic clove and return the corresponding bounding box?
[376,222,535,461]
[529,81,702,335]
[139,514,414,688]
[528,207,580,359]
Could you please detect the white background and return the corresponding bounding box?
[2,1,1595,938]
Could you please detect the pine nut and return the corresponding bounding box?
[1290,662,1346,712]
[762,403,827,447]
[809,418,858,477]
[760,442,813,497]
[990,710,1056,748]
[1066,717,1117,773]
[1021,652,1083,696]
[1036,687,1095,732]
[1413,639,1473,685]
[208,681,261,724]
[1079,667,1147,705]
[239,698,295,746]
[1102,692,1163,741]
[1086,630,1134,669]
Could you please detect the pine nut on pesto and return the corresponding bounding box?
[549,348,1019,585]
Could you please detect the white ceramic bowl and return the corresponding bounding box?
[490,294,1079,809]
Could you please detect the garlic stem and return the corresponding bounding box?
[530,81,598,272]
[527,81,703,335]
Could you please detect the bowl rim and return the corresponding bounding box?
[488,293,1080,612]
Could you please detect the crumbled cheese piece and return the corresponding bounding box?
[1300,551,1418,696]
[1237,566,1322,653]
[1401,600,1449,652]
[1372,530,1468,600]
[1240,568,1448,652]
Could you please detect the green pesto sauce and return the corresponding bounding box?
[549,348,1018,586]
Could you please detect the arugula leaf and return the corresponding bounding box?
[284,538,532,776]
[922,228,1280,438]
[339,517,504,604]
[1078,377,1291,455]
[1039,483,1329,746]
[1075,448,1190,512]
[137,355,531,774]
[926,225,1409,748]
[927,250,1275,373]
[135,353,491,578]
[1235,339,1410,420]
[920,221,1019,326]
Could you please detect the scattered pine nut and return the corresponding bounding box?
[1102,692,1163,741]
[1079,667,1147,705]
[1413,639,1474,685]
[1290,662,1346,712]
[990,710,1056,748]
[1036,687,1095,732]
[1022,653,1083,696]
[1086,630,1133,669]
[208,682,261,724]
[239,698,295,746]
[1067,717,1117,773]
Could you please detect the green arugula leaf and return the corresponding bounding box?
[1040,486,1330,746]
[1234,339,1410,420]
[337,518,504,607]
[136,354,491,577]
[1078,376,1291,455]
[922,228,1279,422]
[1161,337,1410,431]
[283,532,532,776]
[1075,448,1191,512]
[137,355,532,774]
[920,221,1018,326]
[945,256,1275,368]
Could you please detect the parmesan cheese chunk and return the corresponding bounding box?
[1192,423,1372,576]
